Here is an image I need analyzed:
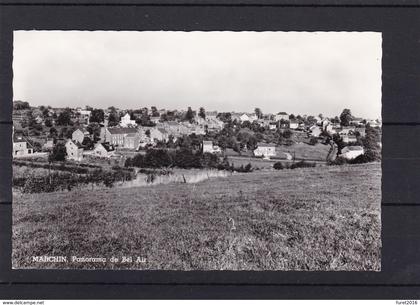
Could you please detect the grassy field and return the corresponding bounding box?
[278,142,330,161]
[12,163,381,271]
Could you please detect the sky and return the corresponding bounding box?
[13,31,382,119]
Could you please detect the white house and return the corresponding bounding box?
[203,141,222,154]
[340,146,364,160]
[239,113,251,122]
[275,112,288,122]
[91,143,114,158]
[65,139,84,161]
[120,113,137,127]
[12,133,34,158]
[72,128,88,144]
[253,143,276,159]
[289,120,299,129]
[309,125,322,137]
[342,134,358,144]
[78,110,91,124]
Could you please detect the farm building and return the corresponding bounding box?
[340,146,364,160]
[254,142,276,158]
[202,141,222,154]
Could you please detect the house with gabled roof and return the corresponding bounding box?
[101,127,138,147]
[65,139,84,161]
[253,142,276,159]
[340,146,364,159]
[275,112,289,122]
[203,140,222,154]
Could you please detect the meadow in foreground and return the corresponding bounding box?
[12,163,381,270]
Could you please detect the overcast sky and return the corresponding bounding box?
[13,31,382,119]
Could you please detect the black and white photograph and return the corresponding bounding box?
[11,30,382,271]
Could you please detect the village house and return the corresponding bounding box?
[72,128,89,144]
[367,119,381,128]
[275,112,289,122]
[149,116,161,124]
[12,132,34,158]
[268,122,277,130]
[123,133,141,150]
[139,127,169,143]
[101,127,138,148]
[42,139,54,151]
[77,109,91,124]
[339,126,356,136]
[350,117,363,126]
[342,134,358,144]
[355,127,366,137]
[340,146,364,160]
[254,142,277,159]
[309,125,322,137]
[65,139,84,161]
[88,142,115,158]
[120,113,137,127]
[202,141,222,154]
[205,111,218,119]
[289,120,299,130]
[34,115,43,124]
[203,117,224,132]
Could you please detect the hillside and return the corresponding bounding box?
[13,163,381,270]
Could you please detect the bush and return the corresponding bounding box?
[290,161,316,169]
[309,137,318,146]
[349,150,381,164]
[328,157,348,165]
[273,162,284,170]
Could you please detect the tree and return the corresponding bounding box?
[87,123,101,142]
[185,107,194,123]
[217,112,232,123]
[82,137,94,150]
[283,129,292,139]
[254,108,263,119]
[306,116,317,125]
[42,108,50,118]
[331,116,340,124]
[90,109,104,123]
[107,111,119,127]
[340,109,353,127]
[273,162,284,170]
[198,107,206,120]
[49,127,58,138]
[57,109,72,126]
[151,106,160,117]
[13,100,30,110]
[289,114,295,120]
[49,142,66,162]
[45,117,53,127]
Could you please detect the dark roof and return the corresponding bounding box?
[345,146,363,151]
[13,132,26,142]
[277,112,288,115]
[256,142,276,148]
[107,127,137,134]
